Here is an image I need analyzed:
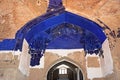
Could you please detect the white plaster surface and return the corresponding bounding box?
[86,54,103,80]
[18,39,31,76]
[87,67,103,79]
[101,39,113,76]
[46,49,84,57]
[0,50,21,55]
[86,39,113,80]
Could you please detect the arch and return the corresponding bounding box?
[46,58,84,80]
[0,0,106,52]
[26,11,106,43]
[15,10,106,66]
[15,11,106,51]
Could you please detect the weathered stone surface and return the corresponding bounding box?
[0,0,47,39]
[0,0,120,39]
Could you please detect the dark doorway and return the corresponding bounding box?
[47,61,83,80]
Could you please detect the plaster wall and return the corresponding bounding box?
[86,55,102,80]
[18,39,31,76]
[100,39,113,76]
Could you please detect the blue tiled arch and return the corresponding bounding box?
[0,11,106,51]
[0,0,107,67]
[24,11,106,44]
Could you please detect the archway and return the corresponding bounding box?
[47,61,83,80]
[0,0,113,79]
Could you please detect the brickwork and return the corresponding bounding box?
[87,57,100,67]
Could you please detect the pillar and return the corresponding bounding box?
[75,68,80,80]
[18,39,31,76]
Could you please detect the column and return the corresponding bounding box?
[18,39,31,76]
[75,68,80,80]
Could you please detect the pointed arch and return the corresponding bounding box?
[15,11,106,51]
[46,58,85,80]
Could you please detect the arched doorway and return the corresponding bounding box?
[47,61,83,80]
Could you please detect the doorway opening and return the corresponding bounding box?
[47,61,83,80]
